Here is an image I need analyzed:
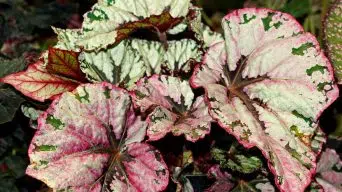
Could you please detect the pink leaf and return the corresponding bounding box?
[205,165,235,192]
[26,83,169,191]
[191,8,338,192]
[316,148,342,192]
[0,60,80,102]
[132,75,213,142]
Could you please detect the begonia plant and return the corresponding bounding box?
[0,0,340,192]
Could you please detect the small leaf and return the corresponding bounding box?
[1,61,80,102]
[47,48,86,82]
[205,165,235,192]
[188,7,224,47]
[52,27,82,51]
[132,75,212,142]
[323,0,342,84]
[315,148,342,192]
[191,8,338,192]
[26,83,169,191]
[211,148,262,174]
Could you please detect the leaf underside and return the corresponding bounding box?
[191,8,338,192]
[1,61,79,102]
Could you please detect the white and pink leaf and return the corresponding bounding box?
[191,8,338,192]
[26,83,169,191]
[132,75,212,142]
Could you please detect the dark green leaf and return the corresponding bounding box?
[282,0,311,17]
[0,88,25,124]
[211,148,263,174]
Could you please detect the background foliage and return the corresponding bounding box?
[0,0,340,191]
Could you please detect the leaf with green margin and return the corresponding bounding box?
[26,83,169,191]
[324,0,342,84]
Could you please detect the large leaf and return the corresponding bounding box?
[324,0,342,84]
[132,75,212,142]
[191,8,338,192]
[26,83,169,191]
[315,148,342,191]
[76,0,191,51]
[1,60,80,102]
[130,39,202,75]
[79,40,146,89]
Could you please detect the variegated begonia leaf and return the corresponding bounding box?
[0,60,80,102]
[132,75,212,142]
[191,8,339,192]
[21,104,44,129]
[77,0,191,51]
[26,83,169,191]
[324,0,342,84]
[52,27,82,52]
[315,148,342,192]
[79,40,146,89]
[130,39,202,75]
